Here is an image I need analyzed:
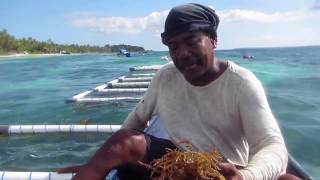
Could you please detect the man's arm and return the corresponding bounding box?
[121,70,162,130]
[238,71,288,180]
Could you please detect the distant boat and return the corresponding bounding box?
[242,54,254,59]
[160,56,170,61]
[117,49,131,57]
[60,50,70,54]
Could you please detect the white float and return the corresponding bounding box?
[67,64,160,104]
[107,82,150,88]
[129,65,163,71]
[0,124,121,135]
[0,171,74,180]
[95,88,147,93]
[118,77,153,82]
[71,96,141,103]
[129,73,155,77]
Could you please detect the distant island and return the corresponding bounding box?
[0,29,146,55]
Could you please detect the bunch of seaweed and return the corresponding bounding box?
[142,144,225,180]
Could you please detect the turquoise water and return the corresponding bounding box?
[0,47,319,178]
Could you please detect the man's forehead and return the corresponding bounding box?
[167,31,204,44]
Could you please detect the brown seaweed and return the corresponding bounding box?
[143,145,225,180]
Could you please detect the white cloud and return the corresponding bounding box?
[67,8,319,35]
[66,8,319,50]
[67,10,168,34]
[218,9,315,23]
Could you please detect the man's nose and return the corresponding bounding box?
[176,47,191,59]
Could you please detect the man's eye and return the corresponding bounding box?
[186,38,200,46]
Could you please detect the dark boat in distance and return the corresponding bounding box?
[242,54,254,59]
[117,49,131,57]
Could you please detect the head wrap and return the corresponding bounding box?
[161,3,219,45]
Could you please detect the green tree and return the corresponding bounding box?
[0,29,146,55]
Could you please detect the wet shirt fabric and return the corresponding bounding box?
[122,61,288,179]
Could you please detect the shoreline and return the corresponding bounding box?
[0,53,119,60]
[0,53,64,60]
[0,53,90,60]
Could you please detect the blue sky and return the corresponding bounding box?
[1,0,319,50]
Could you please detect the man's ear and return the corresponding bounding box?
[210,36,217,48]
[212,38,217,48]
[207,33,217,48]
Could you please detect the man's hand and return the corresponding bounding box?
[57,165,83,174]
[57,165,105,180]
[218,162,243,180]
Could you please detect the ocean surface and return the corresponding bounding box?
[0,47,319,179]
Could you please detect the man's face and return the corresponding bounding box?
[167,31,217,83]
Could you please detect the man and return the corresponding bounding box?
[59,3,300,180]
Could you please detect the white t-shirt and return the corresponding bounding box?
[122,61,288,179]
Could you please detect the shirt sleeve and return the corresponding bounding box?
[121,71,161,130]
[237,71,288,180]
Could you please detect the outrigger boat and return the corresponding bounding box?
[0,64,313,180]
[117,49,131,57]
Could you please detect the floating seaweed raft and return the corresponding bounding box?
[66,64,163,104]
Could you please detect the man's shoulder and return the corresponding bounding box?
[157,62,179,77]
[153,62,183,86]
[159,62,176,71]
[226,61,263,92]
[227,61,256,82]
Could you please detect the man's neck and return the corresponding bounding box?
[187,60,228,86]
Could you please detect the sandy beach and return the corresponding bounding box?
[0,53,84,60]
[0,53,62,59]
